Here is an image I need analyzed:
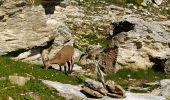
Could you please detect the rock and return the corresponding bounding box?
[0,4,57,55]
[42,80,87,100]
[144,81,160,86]
[0,77,6,81]
[106,83,126,96]
[42,80,165,100]
[160,79,170,98]
[85,78,107,95]
[153,0,163,5]
[9,75,30,86]
[106,80,115,88]
[82,87,104,98]
[85,78,103,90]
[106,80,126,97]
[151,88,161,95]
[141,0,153,6]
[9,97,14,100]
[125,92,165,100]
[109,16,170,71]
[105,81,126,98]
[28,92,41,100]
[163,58,170,73]
[99,44,118,73]
[0,10,5,20]
[128,86,149,91]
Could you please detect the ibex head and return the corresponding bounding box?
[41,49,50,69]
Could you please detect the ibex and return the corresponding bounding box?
[42,45,74,75]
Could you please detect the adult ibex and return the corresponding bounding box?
[42,45,74,75]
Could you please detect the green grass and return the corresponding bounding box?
[0,56,83,85]
[130,89,148,93]
[105,68,170,90]
[0,79,64,100]
[80,34,111,46]
[0,56,84,99]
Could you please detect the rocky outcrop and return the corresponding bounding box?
[109,16,170,71]
[42,80,166,100]
[160,79,170,98]
[142,0,164,6]
[0,0,56,55]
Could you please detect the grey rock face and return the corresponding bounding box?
[110,16,170,71]
[160,79,170,98]
[153,0,163,5]
[0,1,57,55]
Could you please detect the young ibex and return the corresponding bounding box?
[42,45,74,75]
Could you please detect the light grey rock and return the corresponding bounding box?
[154,0,163,5]
[144,81,159,86]
[124,92,165,100]
[42,80,87,100]
[85,78,104,91]
[110,16,170,71]
[160,79,170,98]
[9,75,30,86]
[151,88,161,95]
[128,86,149,91]
[42,80,165,100]
[141,0,153,6]
[0,5,57,55]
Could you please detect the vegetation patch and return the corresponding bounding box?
[0,79,64,100]
[105,68,170,91]
[0,56,83,85]
[79,34,111,46]
[0,56,85,99]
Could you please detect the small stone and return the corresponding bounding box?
[81,87,104,98]
[85,78,104,91]
[9,75,30,86]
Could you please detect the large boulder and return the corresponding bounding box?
[0,0,57,55]
[109,16,170,71]
[42,80,166,100]
[160,79,170,98]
